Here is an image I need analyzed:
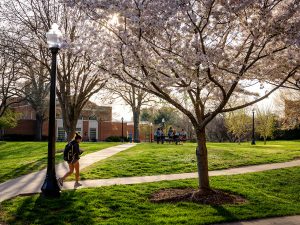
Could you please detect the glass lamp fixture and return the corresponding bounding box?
[46,23,63,48]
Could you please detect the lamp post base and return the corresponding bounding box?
[41,173,60,197]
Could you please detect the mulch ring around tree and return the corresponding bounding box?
[149,188,247,205]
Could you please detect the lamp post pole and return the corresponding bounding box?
[99,118,102,141]
[41,24,62,197]
[161,118,165,143]
[121,117,124,142]
[150,122,153,143]
[251,109,256,145]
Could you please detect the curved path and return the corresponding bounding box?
[212,215,300,225]
[0,143,136,202]
[61,159,300,189]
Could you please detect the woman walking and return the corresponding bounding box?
[58,133,83,188]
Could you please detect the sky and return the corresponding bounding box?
[111,102,132,122]
[91,94,132,122]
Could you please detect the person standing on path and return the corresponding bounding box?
[58,133,83,188]
[167,127,174,143]
[179,128,187,143]
[155,128,162,144]
[173,129,180,145]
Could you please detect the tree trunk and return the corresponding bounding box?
[195,128,210,191]
[133,110,140,143]
[59,101,80,142]
[66,120,77,141]
[264,137,266,145]
[0,128,3,141]
[35,113,44,141]
[63,112,78,142]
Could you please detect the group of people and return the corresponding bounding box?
[154,127,187,145]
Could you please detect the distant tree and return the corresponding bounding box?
[142,105,194,138]
[21,66,50,141]
[0,109,19,129]
[153,106,179,130]
[0,31,50,141]
[256,108,276,144]
[106,82,155,142]
[0,44,22,117]
[206,115,232,142]
[0,109,19,139]
[225,109,251,144]
[140,109,153,122]
[0,0,108,140]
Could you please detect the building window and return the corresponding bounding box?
[89,115,97,120]
[89,128,97,141]
[76,128,82,135]
[57,127,66,141]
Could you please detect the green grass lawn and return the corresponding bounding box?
[1,167,299,225]
[0,142,120,183]
[79,141,300,180]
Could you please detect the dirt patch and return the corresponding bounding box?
[150,188,247,205]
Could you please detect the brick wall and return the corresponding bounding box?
[5,120,36,135]
[6,119,152,142]
[82,120,89,141]
[99,121,128,141]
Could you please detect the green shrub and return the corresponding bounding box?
[105,136,129,142]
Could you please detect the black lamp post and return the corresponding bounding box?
[150,122,153,143]
[161,118,165,143]
[99,118,102,141]
[161,118,165,132]
[41,23,63,197]
[121,117,124,142]
[251,108,256,145]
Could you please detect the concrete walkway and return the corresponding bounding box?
[0,143,136,202]
[212,215,300,225]
[61,159,300,190]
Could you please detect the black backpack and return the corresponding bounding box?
[63,142,74,161]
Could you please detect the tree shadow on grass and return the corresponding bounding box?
[0,157,47,183]
[0,157,49,183]
[10,190,96,225]
[211,205,240,224]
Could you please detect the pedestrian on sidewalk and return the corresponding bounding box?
[179,128,187,143]
[167,127,174,143]
[155,128,161,144]
[160,128,165,144]
[58,133,83,188]
[173,129,180,145]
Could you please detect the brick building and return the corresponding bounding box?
[282,99,300,129]
[5,100,151,142]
